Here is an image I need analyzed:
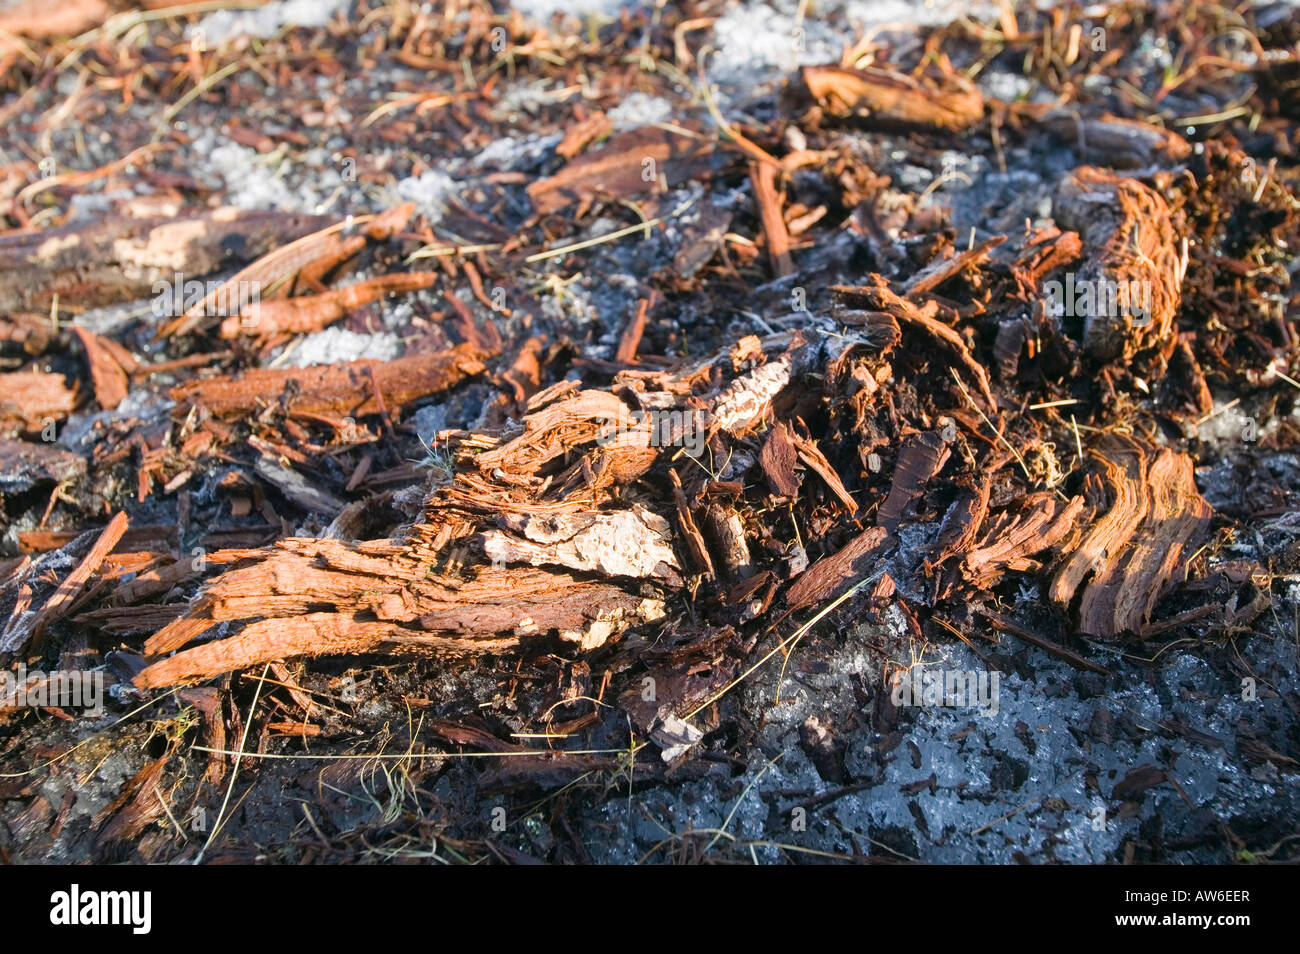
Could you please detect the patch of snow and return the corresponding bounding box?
[837,0,992,28]
[469,133,563,172]
[708,4,841,84]
[510,0,632,22]
[393,168,457,224]
[192,130,341,213]
[282,328,403,367]
[607,93,673,130]
[191,0,351,46]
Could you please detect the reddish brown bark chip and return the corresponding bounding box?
[5,511,129,655]
[0,371,78,433]
[218,272,437,340]
[759,421,802,498]
[71,327,129,410]
[170,344,490,418]
[782,526,895,617]
[801,65,984,132]
[963,493,1086,588]
[528,125,716,214]
[878,431,951,531]
[750,161,793,277]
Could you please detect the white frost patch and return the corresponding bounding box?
[511,0,631,22]
[282,328,403,367]
[1196,400,1278,450]
[68,189,133,223]
[192,131,341,212]
[192,0,351,45]
[394,169,456,225]
[838,0,992,28]
[607,93,673,130]
[709,4,840,82]
[470,133,562,171]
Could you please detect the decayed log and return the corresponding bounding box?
[0,438,86,493]
[133,340,808,687]
[133,538,670,688]
[801,65,984,132]
[1048,439,1212,637]
[0,208,328,313]
[1039,110,1192,169]
[170,344,490,418]
[1051,167,1182,361]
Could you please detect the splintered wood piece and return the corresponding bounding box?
[878,431,951,531]
[786,429,858,515]
[136,580,663,687]
[160,209,391,337]
[0,207,327,313]
[616,297,650,364]
[527,125,716,214]
[962,493,1085,588]
[135,530,670,687]
[833,277,998,409]
[219,272,438,340]
[10,512,128,654]
[556,111,613,159]
[669,468,714,577]
[0,371,78,433]
[904,236,1006,297]
[703,504,753,581]
[71,328,129,410]
[136,616,420,689]
[926,474,993,572]
[473,389,642,479]
[94,756,168,849]
[801,65,984,132]
[176,687,227,787]
[1049,446,1148,608]
[170,343,489,417]
[1079,446,1211,636]
[781,526,894,617]
[750,161,793,277]
[1051,167,1182,361]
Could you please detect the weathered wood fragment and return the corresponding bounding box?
[170,344,489,418]
[0,208,327,313]
[801,65,984,132]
